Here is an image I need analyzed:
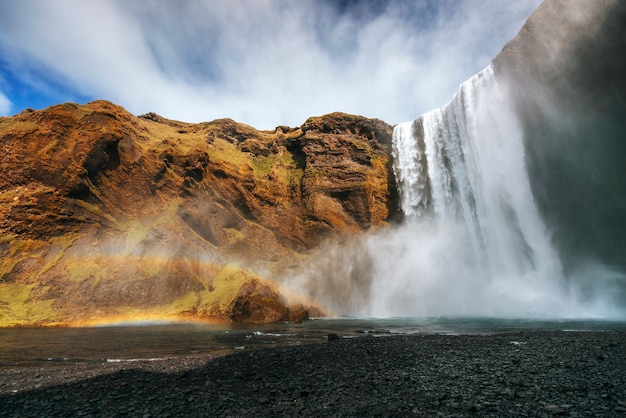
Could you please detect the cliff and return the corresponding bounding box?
[493,0,626,273]
[0,101,395,326]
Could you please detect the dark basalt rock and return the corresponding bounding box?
[493,0,626,274]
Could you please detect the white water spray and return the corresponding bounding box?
[367,66,588,317]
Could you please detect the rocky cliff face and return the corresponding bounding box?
[0,101,395,326]
[493,0,626,273]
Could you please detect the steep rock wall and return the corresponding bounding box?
[0,101,395,325]
[493,0,626,273]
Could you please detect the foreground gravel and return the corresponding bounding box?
[1,331,625,417]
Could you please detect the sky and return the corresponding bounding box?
[0,0,542,129]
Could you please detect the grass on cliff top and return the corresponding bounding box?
[0,118,39,136]
[207,138,253,173]
[139,114,301,179]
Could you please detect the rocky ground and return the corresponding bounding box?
[1,331,625,417]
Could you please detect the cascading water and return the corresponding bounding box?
[366,65,592,318]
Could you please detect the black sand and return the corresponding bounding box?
[1,331,625,417]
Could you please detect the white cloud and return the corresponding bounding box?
[0,90,11,115]
[0,0,541,128]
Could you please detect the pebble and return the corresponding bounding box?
[0,331,625,416]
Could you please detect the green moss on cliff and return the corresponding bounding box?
[138,264,276,321]
[0,284,58,327]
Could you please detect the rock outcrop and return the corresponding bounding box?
[0,101,395,326]
[493,0,626,273]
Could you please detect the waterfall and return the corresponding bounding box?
[367,65,584,317]
[287,64,624,318]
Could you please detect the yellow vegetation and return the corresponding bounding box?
[62,264,276,326]
[165,264,270,320]
[0,284,58,327]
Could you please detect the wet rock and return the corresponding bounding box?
[287,306,309,324]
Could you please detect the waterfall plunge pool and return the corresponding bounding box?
[2,317,625,369]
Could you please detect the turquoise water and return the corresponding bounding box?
[1,317,625,368]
